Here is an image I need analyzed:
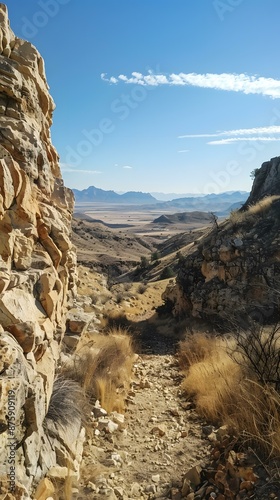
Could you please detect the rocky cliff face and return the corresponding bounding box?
[164,157,280,327]
[0,4,80,498]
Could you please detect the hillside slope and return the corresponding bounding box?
[163,157,280,326]
[72,217,154,278]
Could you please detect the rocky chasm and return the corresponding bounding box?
[0,3,280,499]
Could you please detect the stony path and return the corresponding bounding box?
[79,353,209,499]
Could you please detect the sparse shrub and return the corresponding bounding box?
[115,292,123,304]
[233,323,280,391]
[123,282,132,292]
[139,256,149,269]
[160,266,175,280]
[229,209,244,228]
[250,167,260,179]
[137,283,147,294]
[176,251,184,263]
[209,211,219,230]
[103,311,131,330]
[151,251,160,262]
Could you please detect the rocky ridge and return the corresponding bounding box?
[163,157,280,326]
[0,4,80,498]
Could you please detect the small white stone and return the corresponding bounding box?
[107,420,119,433]
[152,474,160,483]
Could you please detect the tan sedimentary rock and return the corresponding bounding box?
[0,4,81,497]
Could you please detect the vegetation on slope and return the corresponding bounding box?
[178,326,280,459]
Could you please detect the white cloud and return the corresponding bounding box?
[60,166,102,174]
[178,149,190,153]
[179,125,280,139]
[123,165,133,169]
[101,71,280,98]
[101,73,118,84]
[208,137,280,145]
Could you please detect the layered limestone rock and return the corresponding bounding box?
[0,4,81,498]
[164,157,280,326]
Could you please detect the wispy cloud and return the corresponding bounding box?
[208,137,280,145]
[178,149,190,153]
[123,165,133,169]
[179,125,280,139]
[60,165,102,174]
[101,71,280,98]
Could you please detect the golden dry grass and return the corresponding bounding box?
[246,195,280,216]
[178,333,219,369]
[229,195,280,227]
[62,329,135,413]
[179,333,280,458]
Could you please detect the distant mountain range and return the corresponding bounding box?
[73,186,157,204]
[73,185,249,212]
[152,191,249,212]
[150,191,248,201]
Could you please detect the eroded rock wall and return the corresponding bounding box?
[0,4,80,498]
[164,157,280,326]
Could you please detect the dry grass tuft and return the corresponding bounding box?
[44,377,88,431]
[179,332,280,458]
[246,195,280,216]
[229,195,280,228]
[178,333,218,369]
[62,329,135,413]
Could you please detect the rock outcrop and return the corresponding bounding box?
[0,4,81,498]
[163,157,280,326]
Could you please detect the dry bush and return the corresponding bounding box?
[179,333,280,458]
[137,283,147,294]
[234,323,280,390]
[229,209,245,228]
[123,282,132,292]
[102,311,132,331]
[61,329,135,413]
[115,292,124,304]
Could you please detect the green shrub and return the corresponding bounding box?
[160,266,175,280]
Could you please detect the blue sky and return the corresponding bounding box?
[5,0,280,194]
